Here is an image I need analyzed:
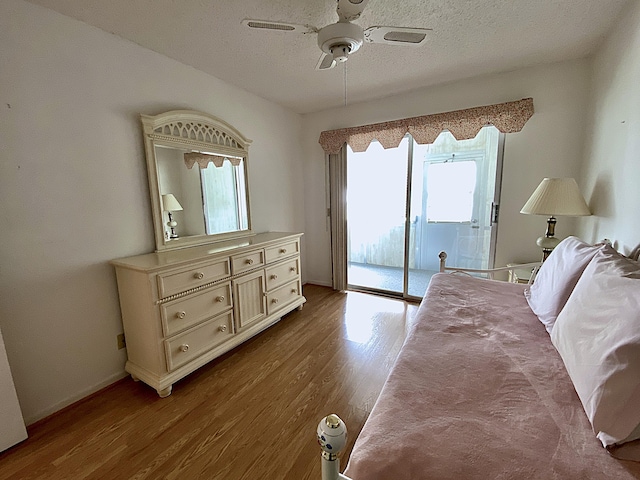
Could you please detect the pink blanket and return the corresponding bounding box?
[344,273,640,479]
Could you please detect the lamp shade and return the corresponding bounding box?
[520,178,590,216]
[161,193,183,212]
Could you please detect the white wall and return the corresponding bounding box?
[577,0,640,254]
[0,0,304,424]
[301,60,591,285]
[4,0,631,426]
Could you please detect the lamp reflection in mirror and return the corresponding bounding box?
[520,178,591,261]
[162,193,183,239]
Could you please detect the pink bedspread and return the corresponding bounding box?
[344,273,640,479]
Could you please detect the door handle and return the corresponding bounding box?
[491,203,499,225]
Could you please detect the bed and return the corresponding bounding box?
[318,237,640,479]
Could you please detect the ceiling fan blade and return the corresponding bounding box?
[241,19,316,34]
[316,53,337,70]
[364,26,432,46]
[336,0,370,22]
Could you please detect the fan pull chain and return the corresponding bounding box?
[343,61,348,107]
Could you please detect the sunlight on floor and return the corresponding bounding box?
[343,291,408,344]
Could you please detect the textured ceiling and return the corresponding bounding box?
[25,0,630,114]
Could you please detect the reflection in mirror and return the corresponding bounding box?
[200,159,249,234]
[141,110,253,251]
[161,193,183,239]
[156,145,206,238]
[155,146,250,240]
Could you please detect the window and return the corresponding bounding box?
[425,161,477,222]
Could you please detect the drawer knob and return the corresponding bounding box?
[289,267,296,272]
[194,272,204,280]
[272,298,279,304]
[280,248,287,254]
[179,344,189,352]
[246,258,254,265]
[271,274,278,280]
[291,288,297,294]
[216,295,225,302]
[176,311,186,319]
[218,325,227,333]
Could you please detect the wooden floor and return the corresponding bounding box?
[0,285,417,480]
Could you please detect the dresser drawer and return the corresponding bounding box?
[157,258,230,298]
[266,279,302,315]
[265,258,300,291]
[160,282,232,336]
[164,312,234,371]
[265,240,299,264]
[231,249,265,275]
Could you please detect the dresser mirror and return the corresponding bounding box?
[141,110,253,252]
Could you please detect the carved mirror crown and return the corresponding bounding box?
[141,110,253,252]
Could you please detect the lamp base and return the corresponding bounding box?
[167,212,179,239]
[536,216,559,261]
[536,236,560,261]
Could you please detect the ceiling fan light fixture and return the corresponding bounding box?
[331,44,351,63]
[317,22,364,56]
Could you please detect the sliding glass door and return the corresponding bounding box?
[347,137,409,294]
[346,127,502,299]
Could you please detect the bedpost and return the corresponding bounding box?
[317,414,351,480]
[439,251,447,272]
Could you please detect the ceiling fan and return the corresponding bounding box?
[242,0,432,70]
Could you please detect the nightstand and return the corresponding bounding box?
[507,264,535,284]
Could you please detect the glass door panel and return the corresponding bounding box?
[347,138,409,294]
[407,127,501,296]
[346,126,501,299]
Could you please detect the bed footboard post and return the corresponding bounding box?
[439,251,447,272]
[318,414,352,480]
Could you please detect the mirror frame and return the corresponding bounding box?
[141,110,253,252]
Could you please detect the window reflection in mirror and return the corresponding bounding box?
[155,145,249,241]
[201,159,249,234]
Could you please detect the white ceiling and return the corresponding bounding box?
[25,0,630,114]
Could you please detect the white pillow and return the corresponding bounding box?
[524,236,602,333]
[551,246,640,447]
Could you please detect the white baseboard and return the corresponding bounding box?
[303,279,332,287]
[25,371,129,426]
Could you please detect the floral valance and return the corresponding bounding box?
[318,98,534,154]
[184,152,243,169]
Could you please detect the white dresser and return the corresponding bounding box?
[111,232,305,397]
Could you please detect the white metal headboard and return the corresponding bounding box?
[438,251,541,284]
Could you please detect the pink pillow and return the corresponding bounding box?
[524,236,602,333]
[551,246,640,447]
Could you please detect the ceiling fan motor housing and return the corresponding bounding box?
[318,22,364,62]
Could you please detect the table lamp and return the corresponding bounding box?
[520,178,591,260]
[162,193,183,239]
